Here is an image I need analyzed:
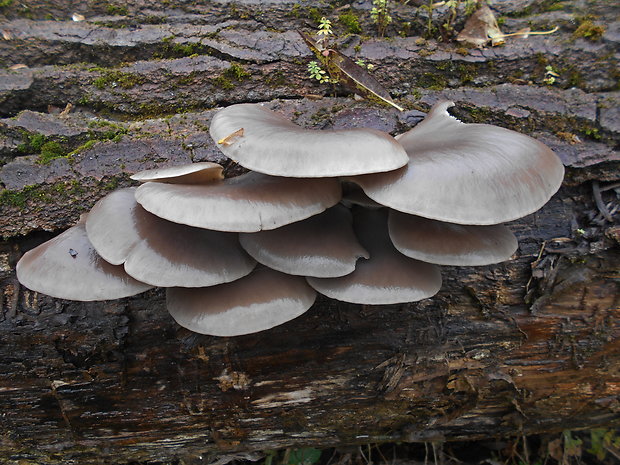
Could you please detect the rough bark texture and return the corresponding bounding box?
[0,0,618,464]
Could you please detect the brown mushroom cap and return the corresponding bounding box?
[239,205,369,278]
[16,221,153,301]
[135,171,342,232]
[166,267,317,336]
[388,210,518,266]
[130,162,224,184]
[85,188,256,287]
[209,103,408,177]
[306,208,442,304]
[350,101,565,225]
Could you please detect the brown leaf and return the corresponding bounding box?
[456,5,504,47]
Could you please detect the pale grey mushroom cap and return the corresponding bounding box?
[166,267,317,336]
[239,205,369,278]
[306,208,442,304]
[388,210,518,266]
[209,103,408,177]
[135,171,342,232]
[130,162,224,184]
[86,188,256,287]
[16,221,153,301]
[350,101,565,225]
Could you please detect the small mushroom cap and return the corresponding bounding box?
[388,210,518,266]
[239,205,369,278]
[130,162,224,184]
[209,103,408,177]
[16,222,153,301]
[350,101,565,225]
[86,188,256,287]
[166,267,317,336]
[135,171,342,232]
[306,208,442,304]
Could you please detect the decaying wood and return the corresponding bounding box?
[0,0,618,463]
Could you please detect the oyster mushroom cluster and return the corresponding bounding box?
[16,101,565,336]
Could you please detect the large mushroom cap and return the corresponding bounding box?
[306,208,442,304]
[388,210,518,266]
[16,222,153,301]
[130,162,224,184]
[86,188,256,287]
[239,205,369,278]
[135,171,342,232]
[209,103,408,177]
[167,267,317,336]
[350,101,565,225]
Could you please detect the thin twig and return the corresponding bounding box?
[593,181,614,222]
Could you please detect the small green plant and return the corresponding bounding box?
[370,0,392,37]
[543,65,559,85]
[307,61,331,83]
[355,59,375,71]
[316,17,334,48]
[288,448,321,465]
[38,141,67,164]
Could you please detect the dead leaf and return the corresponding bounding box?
[8,64,28,70]
[217,128,244,146]
[72,13,86,22]
[59,103,74,117]
[457,5,503,47]
[298,31,403,111]
[2,29,13,40]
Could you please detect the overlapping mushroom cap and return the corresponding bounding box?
[85,188,256,287]
[239,205,369,278]
[209,103,409,177]
[388,211,518,266]
[14,100,565,337]
[130,162,224,184]
[167,267,316,336]
[135,170,342,232]
[350,101,565,225]
[307,208,442,304]
[16,220,153,301]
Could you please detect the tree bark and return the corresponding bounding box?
[0,1,618,463]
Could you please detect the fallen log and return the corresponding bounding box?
[0,0,618,463]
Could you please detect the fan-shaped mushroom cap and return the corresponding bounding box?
[209,103,408,177]
[85,188,256,287]
[239,205,369,278]
[350,101,565,225]
[388,210,518,266]
[130,162,224,184]
[16,221,153,301]
[135,171,342,232]
[306,208,441,304]
[167,267,317,336]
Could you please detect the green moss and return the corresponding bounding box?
[265,70,287,88]
[93,70,145,89]
[573,20,605,41]
[17,133,46,154]
[0,0,13,8]
[37,141,68,164]
[106,4,129,15]
[417,73,448,90]
[212,63,250,89]
[339,12,362,34]
[288,3,301,18]
[223,63,250,80]
[308,8,323,24]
